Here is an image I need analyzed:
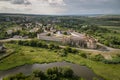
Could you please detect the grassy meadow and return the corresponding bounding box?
[0,44,120,80]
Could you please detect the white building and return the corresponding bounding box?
[7,30,13,35]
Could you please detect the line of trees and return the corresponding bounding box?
[15,40,60,50]
[9,40,79,57]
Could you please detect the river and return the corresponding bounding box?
[0,62,103,80]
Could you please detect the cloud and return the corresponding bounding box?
[64,0,120,14]
[7,0,65,6]
[0,0,31,5]
[11,0,31,5]
[48,0,66,6]
[0,0,11,1]
[0,0,67,14]
[0,0,120,15]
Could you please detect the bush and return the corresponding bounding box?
[102,59,120,64]
[46,67,59,75]
[61,67,74,77]
[56,49,68,57]
[46,67,60,80]
[93,77,99,80]
[30,50,34,52]
[37,41,43,47]
[47,74,57,80]
[58,52,67,57]
[29,40,37,47]
[90,54,104,61]
[102,56,120,64]
[63,32,68,35]
[116,54,120,57]
[80,53,87,58]
[3,73,26,80]
[33,70,45,79]
[64,46,72,53]
[48,43,60,50]
[71,49,79,54]
[64,46,78,54]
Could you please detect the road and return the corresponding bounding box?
[0,38,31,42]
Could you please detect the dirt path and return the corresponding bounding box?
[0,38,31,42]
[60,44,120,60]
[76,46,120,60]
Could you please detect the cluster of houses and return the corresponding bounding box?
[24,22,44,33]
[6,27,29,39]
[5,21,97,49]
[24,22,43,29]
[6,27,22,35]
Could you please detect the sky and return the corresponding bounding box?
[0,0,120,15]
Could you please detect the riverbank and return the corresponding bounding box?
[0,44,120,80]
[0,61,103,80]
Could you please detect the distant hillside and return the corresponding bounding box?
[0,13,120,26]
[95,15,120,18]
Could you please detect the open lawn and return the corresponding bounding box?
[0,44,120,80]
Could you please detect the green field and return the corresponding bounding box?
[0,44,120,80]
[100,26,120,32]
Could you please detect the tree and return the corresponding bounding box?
[62,67,73,77]
[48,44,55,50]
[46,67,59,75]
[80,53,87,58]
[33,70,45,80]
[63,32,68,35]
[64,46,72,53]
[46,67,59,80]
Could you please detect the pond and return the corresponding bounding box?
[0,61,103,80]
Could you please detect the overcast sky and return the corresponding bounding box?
[0,0,120,15]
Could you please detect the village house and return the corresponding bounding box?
[50,27,55,32]
[43,26,50,32]
[56,30,62,35]
[6,27,22,35]
[35,22,43,27]
[22,36,29,39]
[25,23,33,29]
[13,35,23,39]
[13,27,22,32]
[6,30,13,35]
[30,27,40,33]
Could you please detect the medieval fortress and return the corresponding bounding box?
[37,26,97,49]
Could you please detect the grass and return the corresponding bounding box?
[0,44,120,80]
[0,44,62,70]
[100,26,120,33]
